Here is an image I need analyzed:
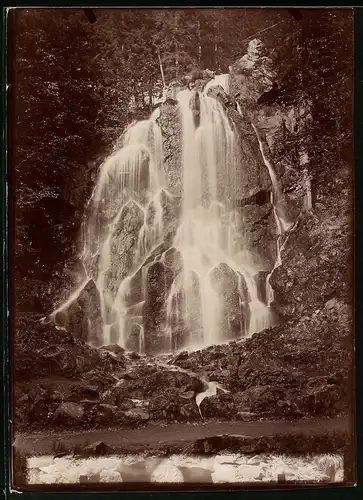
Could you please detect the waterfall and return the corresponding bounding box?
[203,74,230,94]
[165,88,272,350]
[52,109,166,349]
[53,82,277,353]
[251,123,293,307]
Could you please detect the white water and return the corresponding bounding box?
[203,73,230,95]
[165,88,272,350]
[53,81,278,353]
[53,110,166,348]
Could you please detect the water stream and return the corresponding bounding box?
[52,80,281,353]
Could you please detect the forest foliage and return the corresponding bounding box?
[8,8,353,312]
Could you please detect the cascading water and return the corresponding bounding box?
[251,123,294,307]
[164,88,273,351]
[203,74,230,95]
[51,109,168,347]
[52,82,277,354]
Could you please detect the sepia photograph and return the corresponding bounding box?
[7,7,355,490]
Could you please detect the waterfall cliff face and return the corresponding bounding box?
[50,79,296,355]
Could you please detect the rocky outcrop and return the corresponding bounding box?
[14,291,352,434]
[269,203,352,319]
[158,99,182,195]
[144,261,174,354]
[103,200,144,300]
[229,39,277,104]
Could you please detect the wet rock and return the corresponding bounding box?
[144,261,174,354]
[159,189,182,242]
[169,350,189,364]
[100,344,125,356]
[189,91,200,128]
[62,279,103,346]
[210,263,244,339]
[238,204,277,269]
[164,247,183,275]
[207,84,233,107]
[237,272,250,303]
[104,200,144,303]
[200,392,237,419]
[254,271,270,304]
[53,402,84,425]
[125,324,144,353]
[269,212,351,319]
[159,99,183,195]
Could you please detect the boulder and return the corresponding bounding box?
[53,402,84,425]
[199,392,237,419]
[68,385,99,402]
[27,398,56,423]
[124,409,150,424]
[100,344,125,356]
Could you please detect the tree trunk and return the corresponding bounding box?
[157,49,166,88]
[197,19,202,66]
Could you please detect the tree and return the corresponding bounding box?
[10,8,106,310]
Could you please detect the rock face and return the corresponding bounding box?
[144,261,174,354]
[229,38,313,226]
[189,91,201,128]
[229,39,277,103]
[103,200,144,301]
[238,203,277,270]
[158,99,182,195]
[269,206,352,319]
